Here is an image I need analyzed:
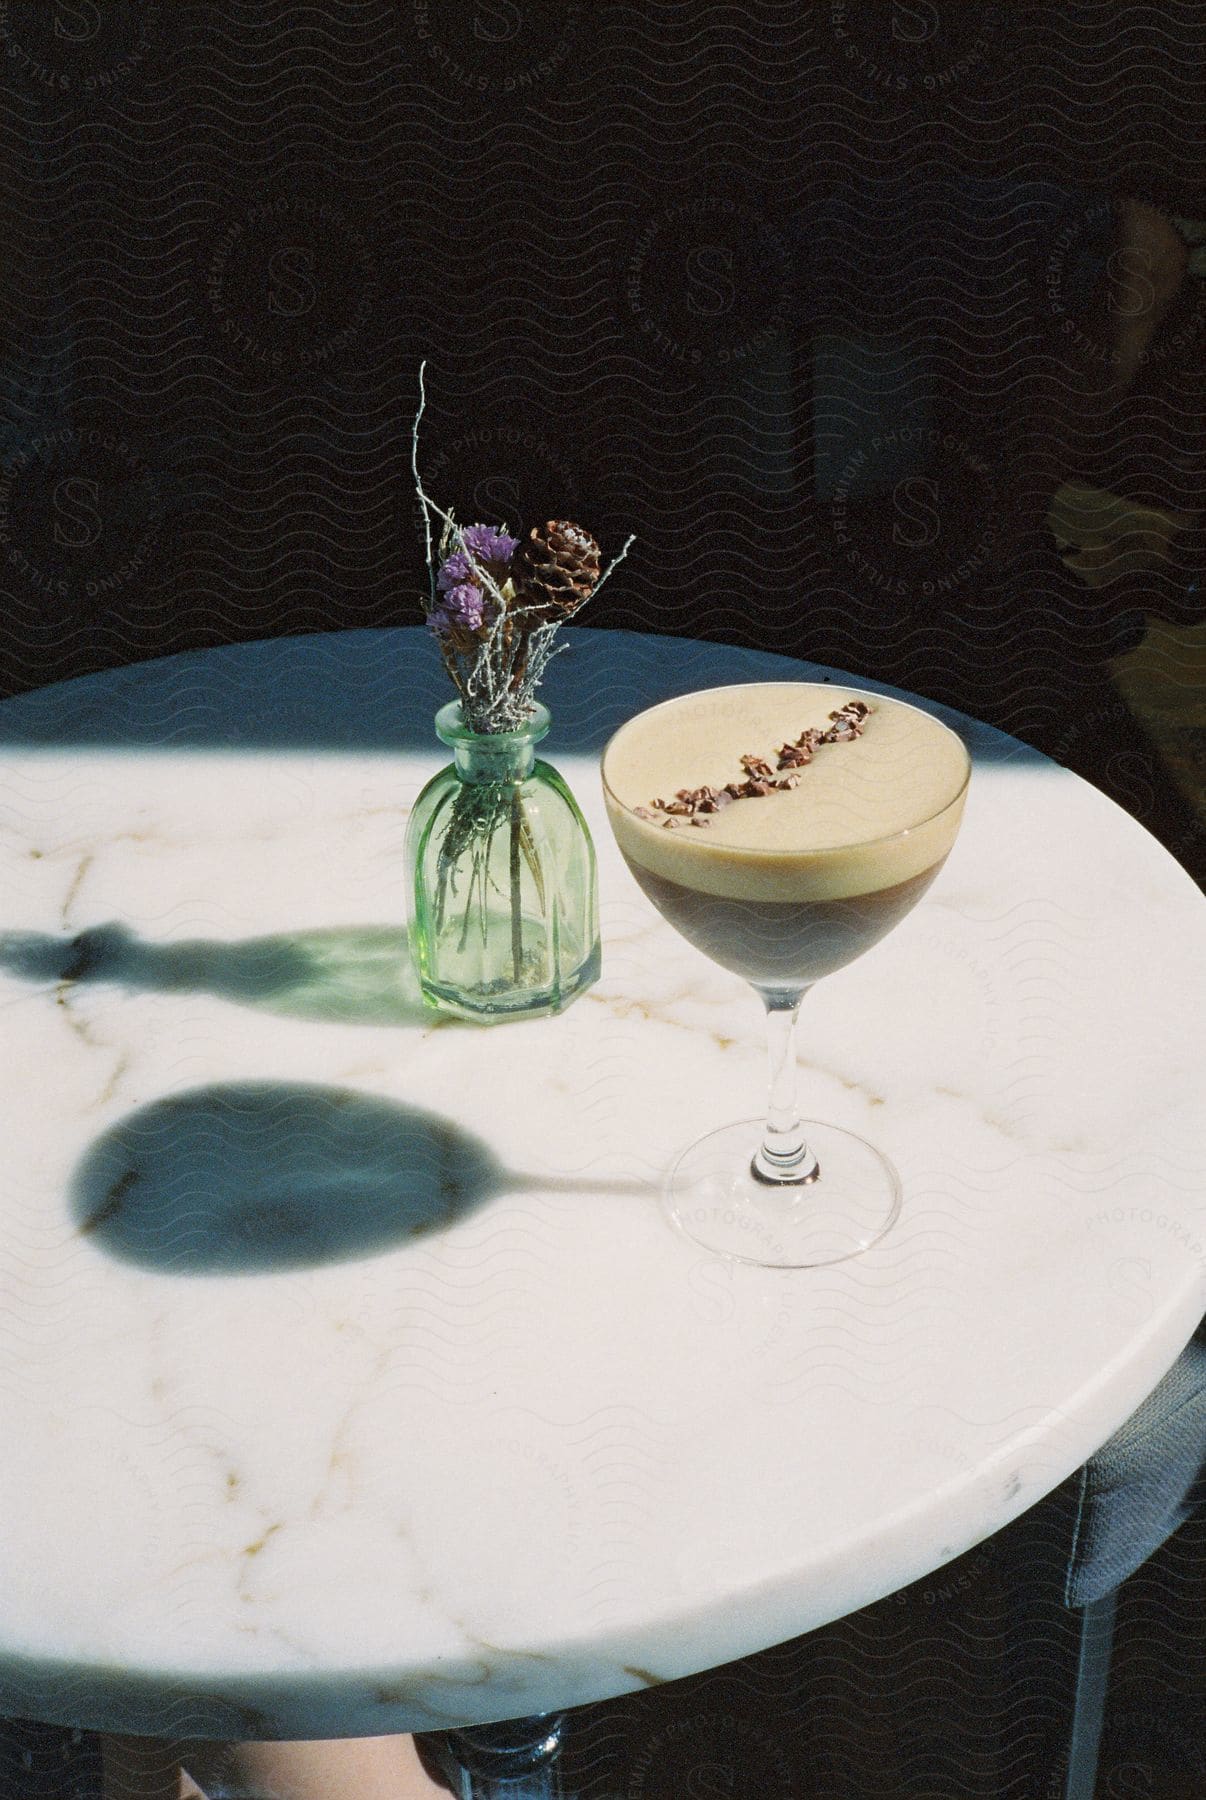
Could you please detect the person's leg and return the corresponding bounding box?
[224,1734,451,1798]
[101,1731,452,1799]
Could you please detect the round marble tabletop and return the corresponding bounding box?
[0,627,1202,1742]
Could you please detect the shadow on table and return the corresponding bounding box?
[0,625,1041,764]
[0,922,438,1027]
[70,1081,650,1274]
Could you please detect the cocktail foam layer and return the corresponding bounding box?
[603,683,970,901]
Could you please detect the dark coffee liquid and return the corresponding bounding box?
[623,856,948,985]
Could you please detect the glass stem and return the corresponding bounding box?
[752,986,820,1186]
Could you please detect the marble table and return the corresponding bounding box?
[0,626,1202,1748]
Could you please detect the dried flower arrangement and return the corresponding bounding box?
[410,361,634,733]
[406,364,633,1006]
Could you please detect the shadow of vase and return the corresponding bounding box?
[0,922,440,1027]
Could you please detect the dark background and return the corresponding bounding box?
[2,3,1205,873]
[0,4,1203,1796]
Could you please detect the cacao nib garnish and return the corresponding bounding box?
[635,702,876,826]
[740,754,774,782]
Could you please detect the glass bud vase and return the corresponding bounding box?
[405,700,601,1022]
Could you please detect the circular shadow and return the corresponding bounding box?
[71,1082,507,1274]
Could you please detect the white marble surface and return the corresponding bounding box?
[0,626,1202,1740]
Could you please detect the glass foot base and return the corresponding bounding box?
[664,1117,902,1268]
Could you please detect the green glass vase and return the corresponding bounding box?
[405,700,601,1022]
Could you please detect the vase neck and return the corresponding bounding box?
[435,700,550,784]
[453,737,535,782]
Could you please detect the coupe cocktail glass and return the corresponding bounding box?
[601,682,971,1268]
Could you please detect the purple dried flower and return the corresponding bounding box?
[430,581,494,638]
[436,551,474,592]
[461,523,518,566]
[445,582,487,625]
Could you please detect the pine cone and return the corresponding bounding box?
[512,520,601,622]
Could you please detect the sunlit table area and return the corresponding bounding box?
[0,627,1201,1769]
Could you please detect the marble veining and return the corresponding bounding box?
[0,628,1202,1739]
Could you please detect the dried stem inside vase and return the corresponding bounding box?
[510,787,523,980]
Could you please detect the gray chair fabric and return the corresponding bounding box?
[1064,1335,1206,1609]
[1061,1332,1206,1800]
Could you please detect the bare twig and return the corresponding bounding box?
[591,532,637,600]
[412,361,435,611]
